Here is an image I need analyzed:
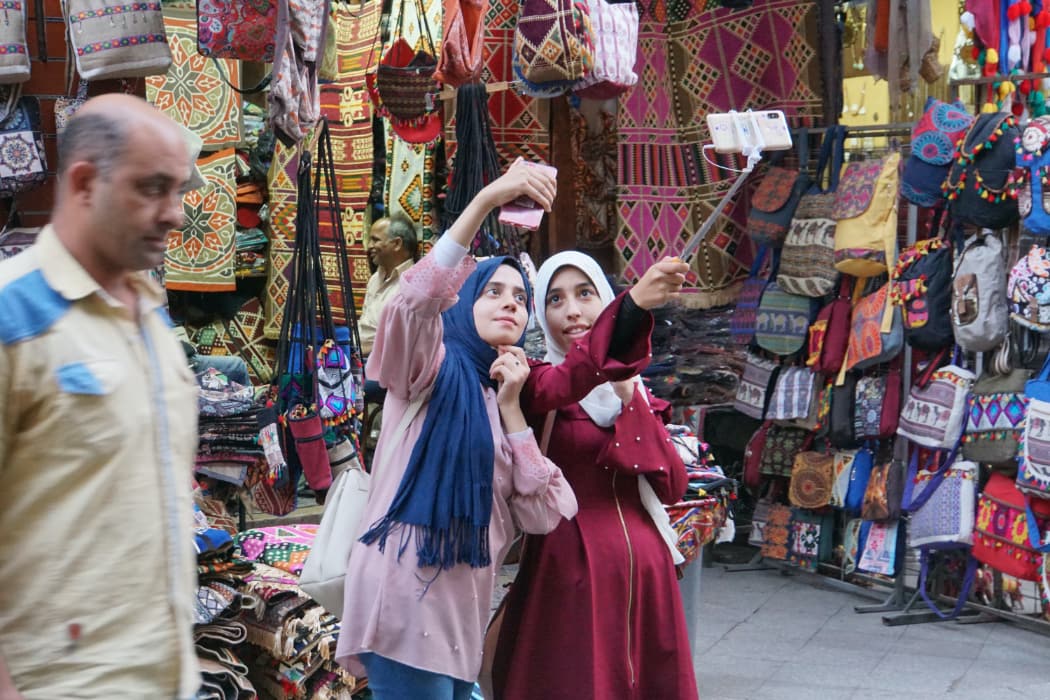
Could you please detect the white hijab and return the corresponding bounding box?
[533,252,685,565]
[534,251,641,427]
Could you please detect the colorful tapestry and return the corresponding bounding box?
[615,0,823,308]
[571,103,617,249]
[316,1,379,318]
[384,0,442,243]
[146,10,243,148]
[191,297,278,384]
[264,140,300,339]
[165,149,238,291]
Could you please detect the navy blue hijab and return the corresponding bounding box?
[360,256,532,571]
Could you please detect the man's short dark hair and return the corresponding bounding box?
[386,213,419,260]
[57,112,128,179]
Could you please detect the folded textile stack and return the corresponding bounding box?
[665,425,737,564]
[194,510,260,699]
[236,227,269,279]
[231,528,365,698]
[645,304,744,407]
[196,369,266,488]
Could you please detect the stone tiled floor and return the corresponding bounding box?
[694,565,1050,699]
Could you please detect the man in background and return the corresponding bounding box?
[0,94,201,699]
[358,214,418,357]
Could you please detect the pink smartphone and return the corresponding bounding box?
[498,162,557,230]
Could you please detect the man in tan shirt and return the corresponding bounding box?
[0,95,201,699]
[358,214,418,356]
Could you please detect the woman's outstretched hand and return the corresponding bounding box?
[628,257,689,310]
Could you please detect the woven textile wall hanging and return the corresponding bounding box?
[146,9,243,148]
[616,0,822,308]
[165,149,238,291]
[316,0,380,316]
[383,0,443,243]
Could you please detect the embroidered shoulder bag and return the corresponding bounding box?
[0,95,45,198]
[747,133,811,249]
[833,152,900,278]
[778,126,845,297]
[197,0,278,61]
[513,0,594,85]
[788,450,833,509]
[64,0,172,80]
[963,367,1030,468]
[1008,243,1050,332]
[753,279,818,358]
[374,0,440,123]
[435,0,488,86]
[572,0,637,99]
[733,350,778,421]
[953,232,1008,351]
[1019,352,1050,497]
[729,247,771,348]
[943,112,1020,230]
[806,276,853,375]
[0,0,30,84]
[897,353,975,450]
[843,281,903,373]
[892,234,954,352]
[1014,115,1050,235]
[973,471,1050,581]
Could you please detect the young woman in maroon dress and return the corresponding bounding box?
[490,252,699,700]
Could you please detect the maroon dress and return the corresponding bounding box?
[491,295,698,700]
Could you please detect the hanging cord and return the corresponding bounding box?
[443,82,518,256]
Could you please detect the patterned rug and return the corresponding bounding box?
[165,149,238,291]
[191,297,277,384]
[615,0,823,308]
[316,0,379,318]
[146,9,243,148]
[383,0,443,243]
[263,140,300,339]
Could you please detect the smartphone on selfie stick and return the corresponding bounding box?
[677,110,793,264]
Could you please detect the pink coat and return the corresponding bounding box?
[335,249,578,682]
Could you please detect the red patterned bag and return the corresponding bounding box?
[748,136,810,249]
[197,0,278,61]
[843,282,903,373]
[973,472,1050,581]
[807,276,852,374]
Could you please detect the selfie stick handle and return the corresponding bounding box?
[679,111,767,264]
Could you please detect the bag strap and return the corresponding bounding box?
[34,0,46,64]
[748,245,769,279]
[1035,344,1050,384]
[370,391,427,477]
[914,347,950,389]
[211,58,273,94]
[810,127,835,193]
[918,551,977,620]
[827,125,847,192]
[1025,495,1050,552]
[902,443,959,514]
[540,410,556,456]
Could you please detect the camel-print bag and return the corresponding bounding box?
[897,356,975,450]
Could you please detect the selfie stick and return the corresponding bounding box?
[678,110,771,263]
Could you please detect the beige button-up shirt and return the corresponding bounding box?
[0,226,200,699]
[358,258,415,356]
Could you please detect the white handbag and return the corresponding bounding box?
[300,393,425,617]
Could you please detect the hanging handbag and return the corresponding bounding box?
[830,449,858,508]
[766,366,816,422]
[892,235,954,351]
[788,508,834,572]
[748,498,771,547]
[898,355,975,450]
[842,517,866,575]
[754,280,819,358]
[300,394,424,617]
[759,425,810,479]
[572,0,638,99]
[844,282,903,373]
[906,455,977,549]
[54,80,89,135]
[901,97,974,207]
[973,471,1050,581]
[747,133,811,249]
[843,445,874,513]
[833,152,901,278]
[853,359,901,441]
[0,95,45,198]
[860,458,904,522]
[807,276,853,375]
[1008,243,1050,332]
[778,126,846,297]
[1014,115,1050,235]
[733,351,778,420]
[374,0,440,123]
[0,0,30,84]
[64,0,172,80]
[788,450,834,509]
[963,367,1030,468]
[730,247,772,348]
[943,112,1020,230]
[1019,352,1050,497]
[435,0,488,87]
[513,0,593,85]
[829,372,859,449]
[742,421,770,490]
[953,231,1009,351]
[197,0,278,61]
[857,519,900,576]
[760,503,793,561]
